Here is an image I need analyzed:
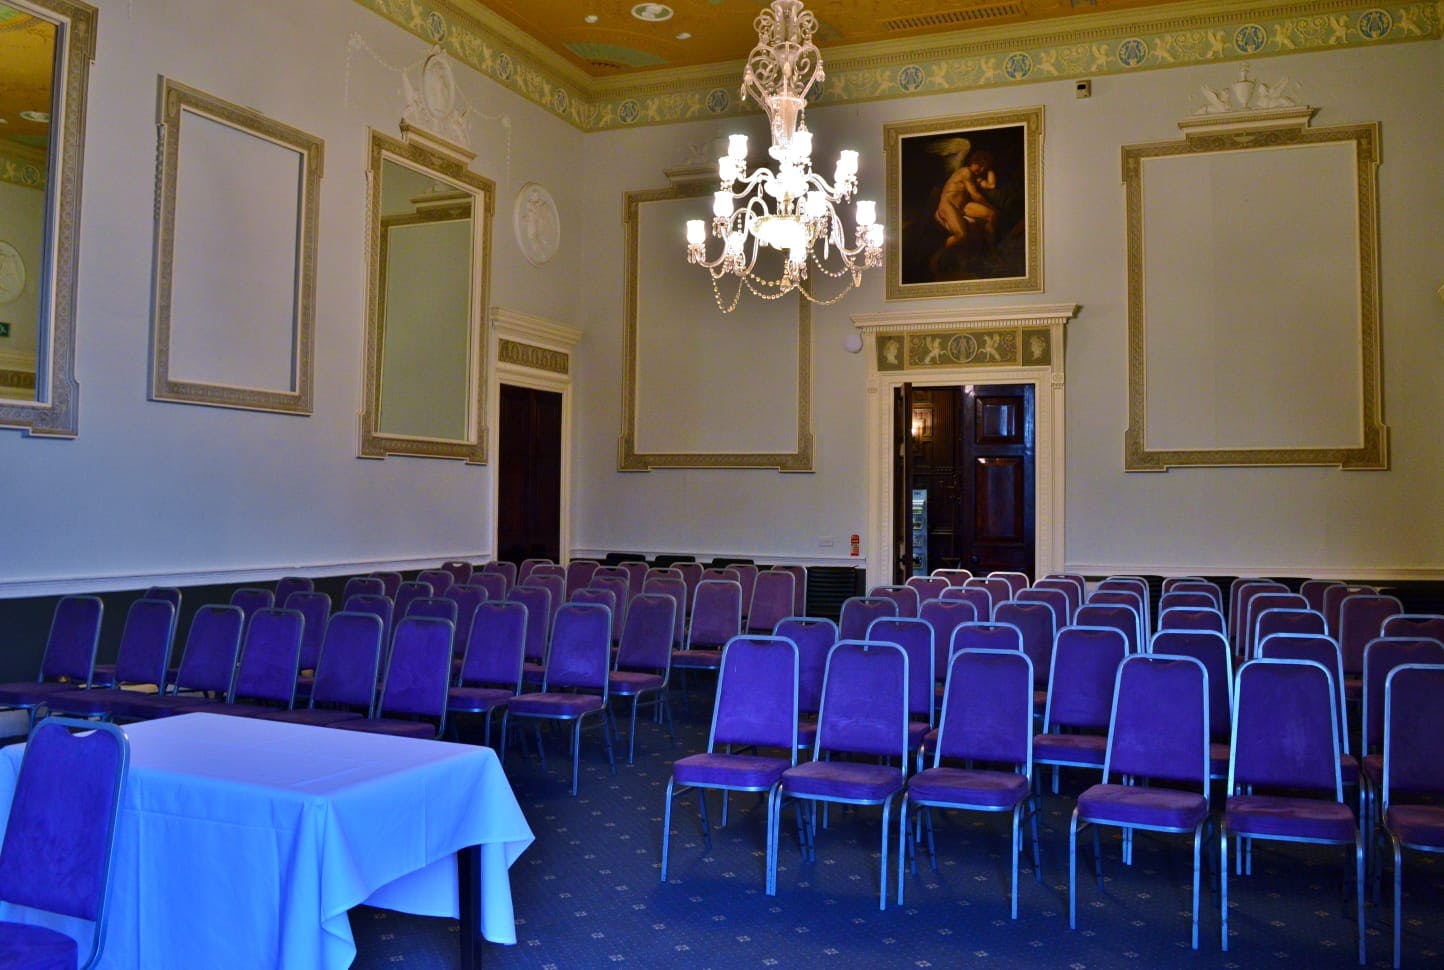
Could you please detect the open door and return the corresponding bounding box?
[892,382,914,584]
[498,383,562,564]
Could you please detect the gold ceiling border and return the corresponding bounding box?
[0,148,46,191]
[354,0,1439,132]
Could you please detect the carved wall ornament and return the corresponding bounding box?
[402,47,471,149]
[1191,62,1300,116]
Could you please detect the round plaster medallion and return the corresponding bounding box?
[513,183,559,266]
[421,53,457,118]
[0,240,26,304]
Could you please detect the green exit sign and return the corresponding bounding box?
[0,322,10,338]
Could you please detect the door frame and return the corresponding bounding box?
[854,304,1077,589]
[489,306,582,562]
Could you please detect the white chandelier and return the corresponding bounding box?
[685,0,883,312]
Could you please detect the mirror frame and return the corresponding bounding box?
[0,0,95,438]
[359,127,494,463]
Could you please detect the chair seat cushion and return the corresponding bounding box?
[1210,741,1230,779]
[908,767,1029,809]
[782,760,904,802]
[673,752,790,790]
[508,692,605,718]
[258,708,366,727]
[448,686,515,713]
[334,718,437,739]
[1078,783,1209,830]
[0,920,77,970]
[95,691,215,721]
[1033,733,1106,766]
[906,720,930,752]
[521,661,545,685]
[609,671,664,695]
[1225,794,1357,842]
[0,682,84,708]
[1386,804,1444,849]
[671,649,721,670]
[173,701,291,718]
[796,721,817,748]
[1361,753,1383,789]
[43,686,157,717]
[1340,752,1359,786]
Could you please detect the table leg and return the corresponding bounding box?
[458,845,482,968]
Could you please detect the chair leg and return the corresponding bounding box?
[1068,809,1081,930]
[766,785,781,896]
[1393,836,1403,970]
[1092,826,1103,889]
[499,711,511,766]
[660,778,676,882]
[1354,832,1366,966]
[1029,795,1043,883]
[1190,822,1202,950]
[627,696,639,765]
[879,794,893,911]
[569,720,581,796]
[1010,801,1021,919]
[697,788,713,850]
[1220,825,1230,952]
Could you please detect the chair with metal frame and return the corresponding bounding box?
[868,584,920,619]
[931,568,972,587]
[97,605,245,722]
[565,560,600,599]
[45,599,177,720]
[1252,606,1325,659]
[368,572,402,599]
[334,615,454,739]
[508,584,553,687]
[747,569,796,635]
[446,601,528,748]
[938,585,994,622]
[1032,577,1081,623]
[609,593,678,764]
[838,595,899,641]
[905,575,949,606]
[775,616,837,752]
[1075,602,1143,655]
[260,611,384,728]
[440,560,474,587]
[480,560,518,592]
[1158,606,1226,635]
[989,571,1031,599]
[1033,625,1127,794]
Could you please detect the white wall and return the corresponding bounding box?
[572,39,1444,577]
[0,0,585,593]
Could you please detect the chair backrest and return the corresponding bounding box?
[443,584,489,661]
[1044,573,1087,598]
[1299,579,1340,615]
[1098,576,1149,628]
[0,716,129,965]
[142,586,183,610]
[646,566,683,582]
[1257,632,1350,754]
[310,611,384,714]
[467,573,507,604]
[642,576,687,645]
[405,596,459,634]
[1074,602,1142,654]
[686,580,742,650]
[283,590,331,672]
[839,595,899,640]
[1242,592,1309,659]
[344,576,385,600]
[1103,655,1209,792]
[481,560,517,592]
[1015,587,1067,629]
[932,648,1033,771]
[30,598,101,688]
[519,559,556,584]
[1338,593,1404,675]
[989,571,1030,598]
[1150,629,1232,739]
[938,585,994,622]
[919,598,977,684]
[701,566,741,585]
[775,616,837,716]
[416,569,455,595]
[747,570,795,634]
[528,574,567,634]
[565,560,600,598]
[273,576,313,607]
[1161,575,1206,594]
[1158,591,1217,613]
[1229,578,1286,645]
[1031,577,1080,622]
[507,585,552,663]
[949,621,1023,656]
[1383,663,1444,806]
[772,565,808,616]
[1087,589,1146,645]
[458,601,529,692]
[615,594,676,674]
[393,580,435,624]
[543,603,613,695]
[905,576,949,604]
[868,584,920,619]
[368,572,402,599]
[231,607,304,706]
[620,561,648,602]
[1382,613,1444,643]
[588,575,631,633]
[964,577,1012,617]
[994,600,1056,685]
[1158,606,1225,635]
[171,604,245,695]
[932,568,972,587]
[229,587,276,634]
[441,560,474,586]
[1362,637,1444,753]
[377,616,453,732]
[1043,625,1127,732]
[709,635,799,757]
[342,593,394,653]
[1230,658,1342,798]
[1165,579,1223,610]
[814,640,908,764]
[672,562,703,611]
[572,586,620,641]
[113,598,177,688]
[731,564,759,617]
[866,617,934,725]
[1252,607,1325,659]
[1323,583,1375,637]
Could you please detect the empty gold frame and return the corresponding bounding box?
[360,128,494,462]
[151,78,324,414]
[620,177,812,472]
[0,0,95,437]
[1123,116,1387,471]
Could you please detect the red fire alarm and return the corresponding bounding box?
[849,534,860,557]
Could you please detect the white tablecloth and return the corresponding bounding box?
[0,713,533,969]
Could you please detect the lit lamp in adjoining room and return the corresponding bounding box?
[685,0,883,312]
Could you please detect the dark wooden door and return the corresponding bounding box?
[498,384,562,565]
[895,383,1035,581]
[892,382,914,583]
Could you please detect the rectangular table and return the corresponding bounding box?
[0,713,534,969]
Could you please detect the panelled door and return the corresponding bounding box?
[497,383,562,564]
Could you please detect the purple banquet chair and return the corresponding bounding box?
[1074,602,1142,654]
[588,574,631,639]
[918,599,977,687]
[344,576,385,601]
[747,570,795,634]
[45,599,177,720]
[141,586,182,612]
[868,584,920,619]
[939,584,995,622]
[1257,632,1358,793]
[964,577,1011,618]
[1033,626,1128,794]
[700,566,740,586]
[392,580,434,627]
[1382,663,1444,968]
[1161,576,1206,595]
[334,615,453,739]
[730,564,759,622]
[368,572,402,599]
[838,595,898,641]
[902,648,1040,917]
[0,716,129,970]
[1158,606,1226,635]
[441,560,474,587]
[99,605,244,721]
[1241,592,1309,661]
[1323,583,1376,639]
[259,612,383,728]
[508,585,553,686]
[284,590,331,674]
[403,598,459,661]
[1032,577,1080,623]
[1222,658,1365,964]
[1382,613,1444,643]
[866,617,936,758]
[343,593,394,663]
[949,621,1023,656]
[1070,655,1211,949]
[773,565,807,617]
[273,576,312,608]
[1085,589,1145,649]
[620,561,648,603]
[1151,629,1233,779]
[447,601,528,748]
[1097,575,1149,622]
[1229,579,1287,654]
[671,562,702,614]
[501,602,617,795]
[468,573,507,603]
[565,560,600,599]
[176,607,305,718]
[529,574,568,638]
[905,576,949,605]
[1339,593,1404,698]
[642,576,687,648]
[1168,580,1223,610]
[443,584,489,669]
[1300,579,1341,616]
[571,587,620,646]
[645,566,681,583]
[776,640,910,910]
[609,594,677,763]
[416,569,455,596]
[228,587,275,642]
[481,560,517,593]
[0,630,74,712]
[775,616,837,750]
[662,634,799,893]
[670,579,740,706]
[1044,573,1087,597]
[989,571,1030,598]
[931,568,971,587]
[1252,606,1325,659]
[1158,591,1217,613]
[517,558,552,585]
[994,600,1056,695]
[1016,587,1067,630]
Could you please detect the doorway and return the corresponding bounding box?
[497,383,562,564]
[893,383,1036,583]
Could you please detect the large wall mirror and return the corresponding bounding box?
[0,0,95,437]
[360,127,494,463]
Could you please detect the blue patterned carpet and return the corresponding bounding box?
[352,703,1442,969]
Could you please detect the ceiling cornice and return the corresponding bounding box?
[351,0,1442,132]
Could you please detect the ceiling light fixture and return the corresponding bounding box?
[685,0,881,312]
